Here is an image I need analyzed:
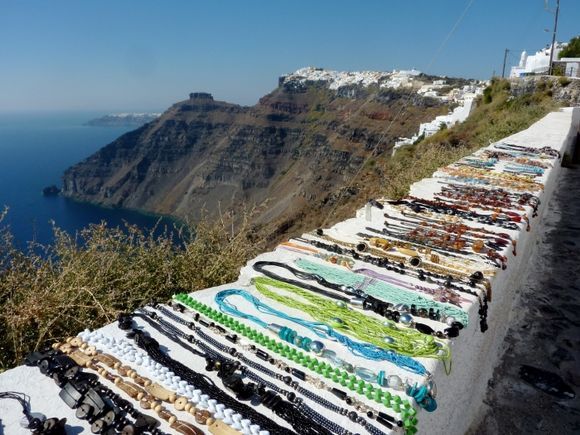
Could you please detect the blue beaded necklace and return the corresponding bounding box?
[215,288,429,376]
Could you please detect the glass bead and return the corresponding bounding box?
[387,375,403,390]
[355,367,377,383]
[309,340,325,355]
[383,336,396,345]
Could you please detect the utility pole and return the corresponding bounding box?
[501,48,510,78]
[548,0,560,75]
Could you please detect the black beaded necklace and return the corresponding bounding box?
[167,302,407,430]
[118,312,327,435]
[25,350,167,435]
[0,391,67,435]
[389,199,522,231]
[150,305,394,435]
[133,309,342,435]
[253,261,463,339]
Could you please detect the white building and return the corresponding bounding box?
[555,58,580,77]
[393,83,485,154]
[510,43,566,77]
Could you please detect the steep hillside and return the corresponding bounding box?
[62,69,477,237]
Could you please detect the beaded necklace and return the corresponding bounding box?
[492,142,560,159]
[253,260,464,338]
[480,150,552,168]
[133,309,342,435]
[316,232,483,282]
[306,234,491,299]
[383,212,516,251]
[353,267,471,307]
[152,306,396,435]
[160,304,408,425]
[116,314,300,435]
[53,340,205,435]
[76,331,253,433]
[363,230,503,272]
[173,294,424,427]
[504,163,545,176]
[27,351,173,435]
[247,277,448,360]
[280,241,355,269]
[277,243,473,308]
[441,167,544,191]
[215,287,438,373]
[295,258,469,326]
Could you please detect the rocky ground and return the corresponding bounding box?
[472,160,580,434]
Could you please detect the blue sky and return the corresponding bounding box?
[1,0,578,111]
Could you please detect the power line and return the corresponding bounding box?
[321,0,477,227]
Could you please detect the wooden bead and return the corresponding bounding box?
[173,396,188,411]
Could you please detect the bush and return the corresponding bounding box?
[0,210,261,370]
[559,76,571,87]
[483,86,493,104]
[559,36,580,59]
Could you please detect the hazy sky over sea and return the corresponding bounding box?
[1,0,579,111]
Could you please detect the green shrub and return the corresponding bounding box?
[483,86,493,104]
[559,36,580,58]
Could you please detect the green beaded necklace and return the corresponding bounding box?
[252,276,449,361]
[173,293,420,433]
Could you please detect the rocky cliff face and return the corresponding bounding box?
[63,69,471,239]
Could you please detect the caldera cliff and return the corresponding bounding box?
[62,68,477,240]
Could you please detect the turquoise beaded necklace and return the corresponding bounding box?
[295,258,469,326]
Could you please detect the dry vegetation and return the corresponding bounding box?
[372,78,559,199]
[0,209,261,370]
[0,79,559,370]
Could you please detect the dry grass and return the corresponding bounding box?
[0,209,261,370]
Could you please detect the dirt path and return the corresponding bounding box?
[472,163,580,434]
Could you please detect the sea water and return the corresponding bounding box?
[0,111,173,248]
